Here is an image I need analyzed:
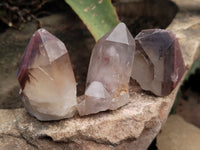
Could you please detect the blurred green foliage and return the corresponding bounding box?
[65,0,119,41]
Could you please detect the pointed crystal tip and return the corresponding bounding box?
[106,23,135,45]
[131,29,185,96]
[85,81,108,99]
[77,22,135,116]
[17,28,77,121]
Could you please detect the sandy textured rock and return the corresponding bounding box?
[157,115,200,150]
[0,0,200,149]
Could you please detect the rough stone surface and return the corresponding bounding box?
[0,0,200,149]
[17,28,77,121]
[77,23,135,116]
[131,29,185,96]
[157,115,200,150]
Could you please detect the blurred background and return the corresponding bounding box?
[0,0,200,149]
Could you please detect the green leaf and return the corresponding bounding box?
[65,0,119,41]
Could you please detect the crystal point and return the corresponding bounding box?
[17,28,77,121]
[77,23,135,116]
[106,23,134,45]
[131,29,185,96]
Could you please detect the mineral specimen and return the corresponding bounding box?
[17,28,77,121]
[77,23,135,116]
[131,29,185,96]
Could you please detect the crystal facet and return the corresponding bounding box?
[77,23,135,116]
[17,28,77,121]
[131,29,185,96]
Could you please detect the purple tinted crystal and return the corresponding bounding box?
[77,23,135,116]
[131,29,185,96]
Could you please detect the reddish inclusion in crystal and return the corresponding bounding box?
[17,31,55,90]
[17,33,40,90]
[17,28,77,121]
[77,23,135,116]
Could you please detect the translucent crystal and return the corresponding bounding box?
[131,29,185,96]
[77,23,135,116]
[17,29,77,121]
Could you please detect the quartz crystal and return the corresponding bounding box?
[77,23,135,116]
[131,29,185,96]
[17,28,77,121]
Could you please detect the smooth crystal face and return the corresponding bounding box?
[77,23,135,116]
[17,29,77,121]
[131,29,185,96]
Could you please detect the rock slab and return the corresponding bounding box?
[0,0,200,149]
